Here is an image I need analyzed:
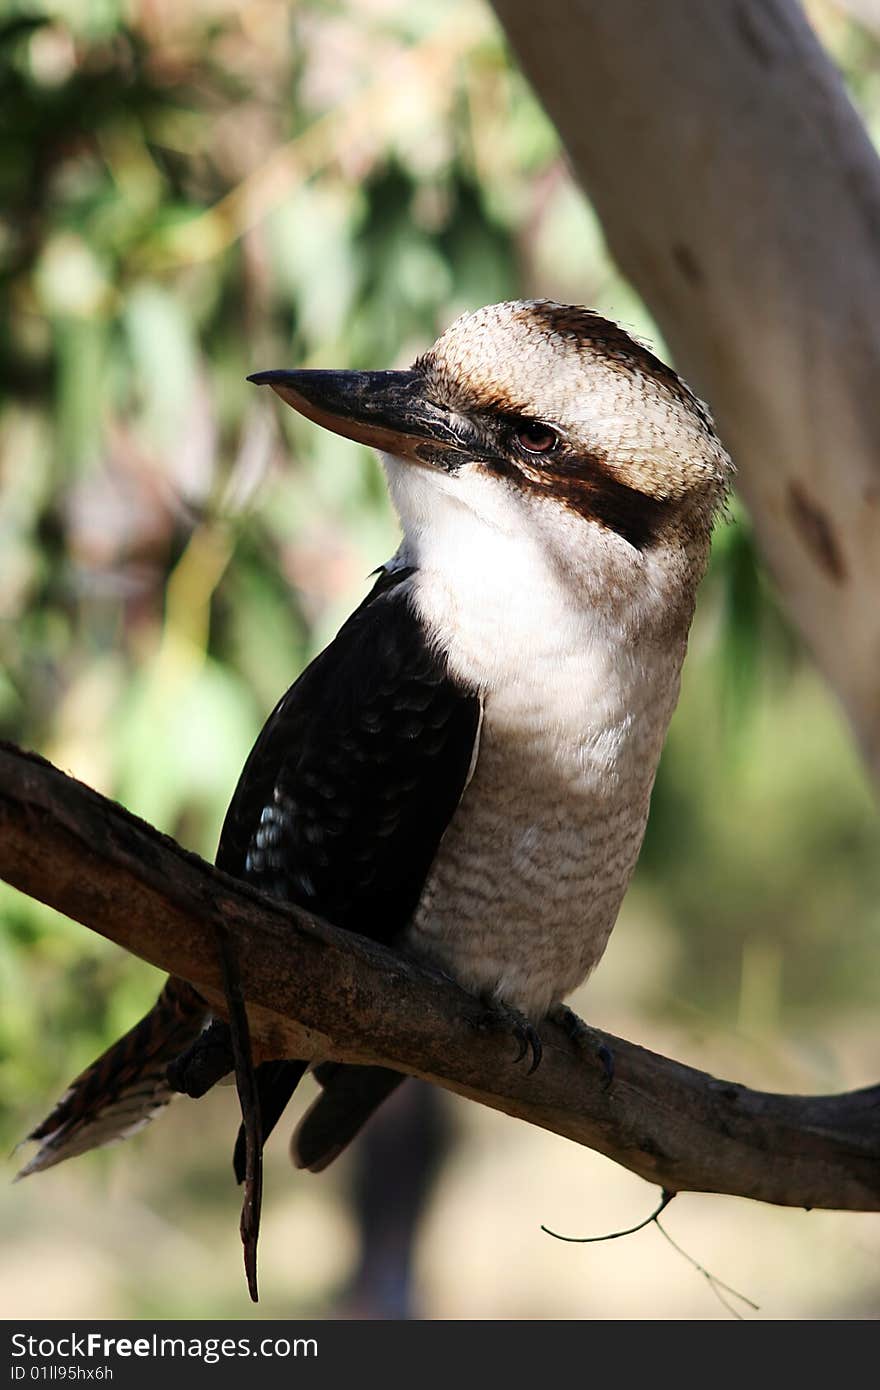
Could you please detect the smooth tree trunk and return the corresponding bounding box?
[492,0,880,781]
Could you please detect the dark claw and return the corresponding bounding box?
[519,1021,543,1075]
[167,1019,234,1098]
[478,995,543,1074]
[550,1004,615,1090]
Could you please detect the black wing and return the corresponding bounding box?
[217,565,481,941]
[218,565,480,1179]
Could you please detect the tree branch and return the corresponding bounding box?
[491,0,880,783]
[2,739,879,1211]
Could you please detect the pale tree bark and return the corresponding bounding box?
[3,742,879,1212]
[491,0,880,782]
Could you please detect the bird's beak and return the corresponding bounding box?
[247,369,468,470]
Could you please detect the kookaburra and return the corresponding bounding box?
[19,300,731,1181]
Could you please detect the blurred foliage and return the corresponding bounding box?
[0,0,879,1318]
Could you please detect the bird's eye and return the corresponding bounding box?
[514,422,558,454]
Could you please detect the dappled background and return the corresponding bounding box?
[1,0,878,1319]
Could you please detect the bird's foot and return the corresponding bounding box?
[477,994,543,1075]
[549,1004,614,1090]
[167,1019,234,1098]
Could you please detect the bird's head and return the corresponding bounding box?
[250,300,731,625]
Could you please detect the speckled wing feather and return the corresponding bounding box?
[218,566,481,934]
[217,566,482,1168]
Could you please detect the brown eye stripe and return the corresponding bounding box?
[483,445,672,550]
[413,397,676,549]
[552,467,673,550]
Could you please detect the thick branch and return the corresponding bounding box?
[492,0,880,782]
[2,740,879,1210]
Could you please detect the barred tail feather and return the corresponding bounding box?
[16,977,208,1179]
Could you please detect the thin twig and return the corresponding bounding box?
[655,1218,760,1319]
[542,1188,759,1319]
[541,1188,676,1242]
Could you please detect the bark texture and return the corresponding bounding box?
[492,0,880,780]
[3,741,879,1212]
